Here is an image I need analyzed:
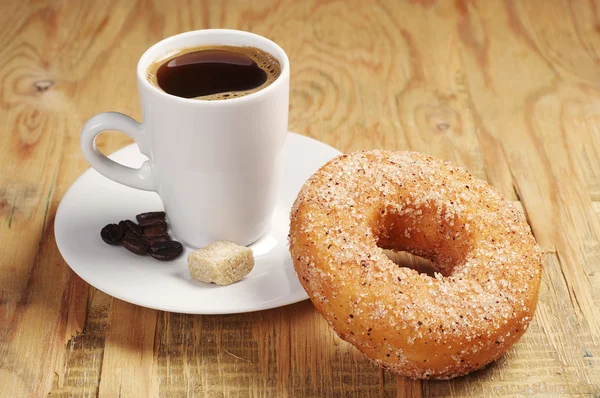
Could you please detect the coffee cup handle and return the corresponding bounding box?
[80,112,155,191]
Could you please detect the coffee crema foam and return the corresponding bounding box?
[147,45,281,100]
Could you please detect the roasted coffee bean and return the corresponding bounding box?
[143,225,169,239]
[139,219,168,229]
[136,211,166,224]
[149,240,183,261]
[147,236,170,247]
[101,223,123,245]
[119,219,143,237]
[122,235,149,255]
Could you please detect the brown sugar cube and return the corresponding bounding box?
[187,241,254,286]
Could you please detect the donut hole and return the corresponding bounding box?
[383,250,440,278]
[374,204,473,277]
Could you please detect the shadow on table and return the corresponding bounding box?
[424,356,508,396]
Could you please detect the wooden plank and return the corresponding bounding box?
[0,0,599,396]
[49,286,112,397]
[0,196,73,397]
[0,0,146,396]
[0,0,80,392]
[461,0,600,333]
[442,0,600,395]
[97,299,158,397]
[396,377,422,398]
[153,303,395,397]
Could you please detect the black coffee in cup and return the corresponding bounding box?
[147,45,281,100]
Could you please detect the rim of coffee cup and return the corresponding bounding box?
[137,29,290,104]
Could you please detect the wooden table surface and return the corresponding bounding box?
[1,0,600,396]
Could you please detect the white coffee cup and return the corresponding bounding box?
[80,30,290,248]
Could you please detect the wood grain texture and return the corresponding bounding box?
[1,0,599,396]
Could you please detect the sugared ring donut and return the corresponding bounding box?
[289,151,542,379]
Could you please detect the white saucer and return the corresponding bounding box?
[55,133,341,314]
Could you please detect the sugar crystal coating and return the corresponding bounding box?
[289,150,542,379]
